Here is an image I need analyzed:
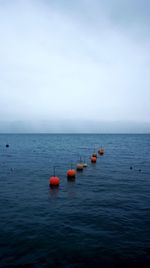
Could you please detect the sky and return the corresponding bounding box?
[0,0,150,132]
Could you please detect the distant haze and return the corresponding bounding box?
[0,0,150,133]
[0,120,150,134]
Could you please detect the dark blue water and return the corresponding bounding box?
[0,134,150,268]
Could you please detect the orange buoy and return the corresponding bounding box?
[98,148,104,155]
[67,169,76,178]
[76,163,84,171]
[49,176,60,187]
[91,156,97,163]
[49,166,60,187]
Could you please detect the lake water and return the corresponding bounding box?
[0,134,150,267]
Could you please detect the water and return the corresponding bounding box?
[0,134,150,268]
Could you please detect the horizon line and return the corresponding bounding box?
[0,132,150,135]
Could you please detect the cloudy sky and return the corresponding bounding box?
[0,0,150,132]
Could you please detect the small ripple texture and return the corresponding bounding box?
[0,134,150,268]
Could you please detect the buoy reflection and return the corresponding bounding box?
[49,187,59,198]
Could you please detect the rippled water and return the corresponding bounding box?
[0,134,150,268]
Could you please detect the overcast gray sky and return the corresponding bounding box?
[0,0,150,132]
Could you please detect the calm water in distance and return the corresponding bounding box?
[0,134,150,268]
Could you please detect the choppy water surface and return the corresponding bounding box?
[0,134,150,268]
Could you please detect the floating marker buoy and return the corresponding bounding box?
[49,166,60,187]
[76,163,84,171]
[76,156,84,171]
[67,169,76,178]
[49,176,60,187]
[91,156,97,163]
[98,148,104,155]
[6,144,9,148]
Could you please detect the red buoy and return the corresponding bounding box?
[49,176,60,187]
[91,156,97,163]
[67,169,76,178]
[49,167,60,187]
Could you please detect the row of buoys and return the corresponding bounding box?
[49,147,105,187]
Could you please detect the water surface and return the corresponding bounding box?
[0,134,150,267]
